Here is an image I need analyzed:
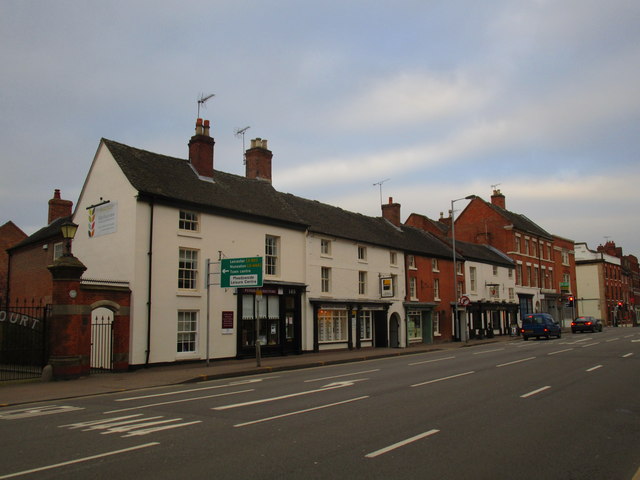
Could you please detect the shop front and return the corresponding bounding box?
[237,283,305,358]
[404,302,436,345]
[310,299,391,351]
[468,301,519,338]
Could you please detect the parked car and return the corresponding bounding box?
[521,313,562,340]
[571,316,603,333]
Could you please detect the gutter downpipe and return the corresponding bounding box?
[145,199,155,367]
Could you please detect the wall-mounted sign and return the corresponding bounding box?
[380,276,394,298]
[221,257,263,288]
[221,311,234,334]
[88,201,117,238]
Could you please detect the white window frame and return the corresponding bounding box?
[320,238,332,257]
[265,235,280,276]
[358,271,367,295]
[434,278,440,301]
[433,311,441,336]
[321,267,331,293]
[359,311,372,340]
[409,277,417,300]
[318,309,347,342]
[358,245,367,262]
[469,266,477,293]
[178,248,198,290]
[432,258,439,272]
[177,310,198,354]
[179,210,199,232]
[53,242,64,260]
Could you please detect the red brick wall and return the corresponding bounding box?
[8,237,63,305]
[0,221,27,304]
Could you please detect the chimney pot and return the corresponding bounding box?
[245,138,273,183]
[189,118,215,177]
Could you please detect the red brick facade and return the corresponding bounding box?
[0,221,27,305]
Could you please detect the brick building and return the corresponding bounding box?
[0,221,27,305]
[6,189,73,306]
[452,189,576,325]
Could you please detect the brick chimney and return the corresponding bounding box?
[245,138,272,183]
[491,189,505,209]
[48,189,73,224]
[381,197,401,226]
[188,118,215,178]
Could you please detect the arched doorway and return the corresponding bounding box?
[389,312,401,348]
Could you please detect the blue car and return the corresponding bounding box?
[521,313,562,340]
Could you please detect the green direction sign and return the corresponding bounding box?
[220,257,263,288]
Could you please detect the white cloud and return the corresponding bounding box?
[333,71,491,129]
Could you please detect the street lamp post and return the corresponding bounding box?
[60,220,79,256]
[451,195,475,342]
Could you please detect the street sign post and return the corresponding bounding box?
[220,257,263,288]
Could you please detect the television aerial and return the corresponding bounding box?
[197,93,215,118]
[373,178,390,206]
[234,126,251,164]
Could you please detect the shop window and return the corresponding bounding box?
[407,311,422,340]
[318,309,347,342]
[359,311,372,340]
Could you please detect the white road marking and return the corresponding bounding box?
[0,405,84,420]
[234,396,369,427]
[606,338,620,342]
[105,389,254,413]
[473,348,504,355]
[548,348,574,356]
[496,357,536,368]
[213,380,363,410]
[408,356,455,366]
[622,353,634,358]
[521,386,551,398]
[0,442,159,479]
[116,378,264,401]
[410,371,475,387]
[586,365,603,372]
[304,369,379,383]
[60,414,201,438]
[581,342,600,348]
[365,429,440,458]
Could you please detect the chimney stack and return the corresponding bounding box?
[381,197,401,226]
[48,189,73,224]
[491,189,505,209]
[188,118,215,178]
[245,138,273,183]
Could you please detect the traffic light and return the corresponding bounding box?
[566,295,574,307]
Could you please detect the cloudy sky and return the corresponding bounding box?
[2,0,639,256]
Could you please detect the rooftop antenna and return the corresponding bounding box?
[234,126,251,164]
[373,178,390,206]
[491,183,501,192]
[197,93,215,118]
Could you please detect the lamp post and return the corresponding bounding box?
[451,195,475,341]
[60,220,79,256]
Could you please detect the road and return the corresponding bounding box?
[1,329,639,479]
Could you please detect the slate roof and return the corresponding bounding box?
[103,139,305,229]
[103,139,456,259]
[452,240,515,268]
[485,201,553,240]
[9,216,70,251]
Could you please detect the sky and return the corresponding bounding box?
[2,0,639,256]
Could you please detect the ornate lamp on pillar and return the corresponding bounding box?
[47,220,88,380]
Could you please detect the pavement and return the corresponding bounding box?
[0,335,518,407]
